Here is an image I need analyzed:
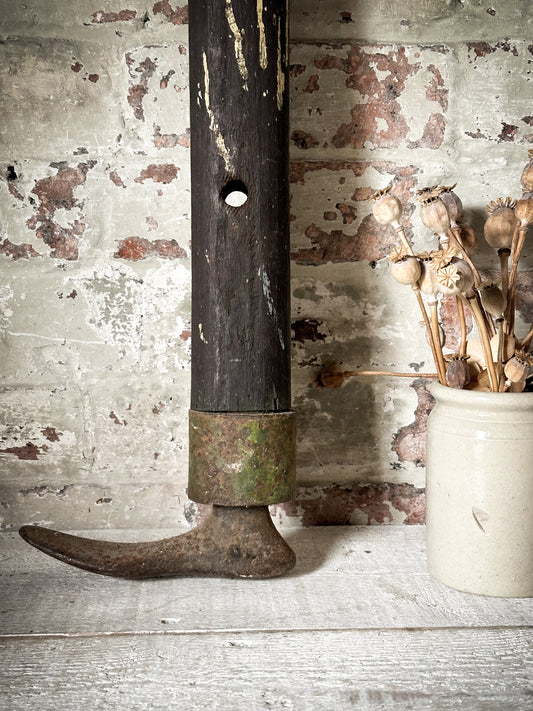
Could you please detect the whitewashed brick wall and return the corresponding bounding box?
[1,1,531,529]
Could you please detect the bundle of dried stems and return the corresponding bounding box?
[370,150,533,393]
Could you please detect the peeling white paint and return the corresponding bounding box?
[202,51,233,172]
[74,264,145,350]
[276,18,284,111]
[259,265,275,317]
[225,0,248,90]
[0,284,14,330]
[198,323,208,344]
[0,423,76,454]
[375,116,389,134]
[257,0,268,70]
[139,262,191,373]
[258,265,285,350]
[285,1,289,72]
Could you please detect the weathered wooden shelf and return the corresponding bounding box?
[1,525,531,709]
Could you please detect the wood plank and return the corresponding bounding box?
[1,627,531,710]
[2,527,532,637]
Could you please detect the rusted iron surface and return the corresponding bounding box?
[188,411,296,506]
[19,505,296,579]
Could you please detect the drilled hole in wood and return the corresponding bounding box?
[221,180,248,207]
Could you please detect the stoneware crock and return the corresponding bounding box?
[426,381,533,597]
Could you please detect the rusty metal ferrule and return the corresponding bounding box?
[188,410,296,506]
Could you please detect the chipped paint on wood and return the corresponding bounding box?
[276,17,285,111]
[259,265,286,351]
[202,51,233,171]
[225,0,249,90]
[257,0,268,69]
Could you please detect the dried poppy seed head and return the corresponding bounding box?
[435,258,474,296]
[486,197,516,214]
[387,245,410,263]
[437,265,460,290]
[455,220,478,257]
[370,184,403,226]
[416,185,438,200]
[389,254,422,285]
[435,184,463,224]
[504,350,533,383]
[370,184,393,201]
[429,247,458,271]
[419,196,451,236]
[417,260,437,296]
[478,281,506,318]
[484,198,519,249]
[445,353,471,389]
[415,250,439,261]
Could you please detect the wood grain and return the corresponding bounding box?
[1,629,531,710]
[2,526,532,709]
[2,527,531,636]
[189,0,291,412]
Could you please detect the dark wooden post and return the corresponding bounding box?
[189,0,291,414]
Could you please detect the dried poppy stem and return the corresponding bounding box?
[315,366,439,388]
[395,225,415,255]
[456,295,468,357]
[504,224,528,336]
[343,370,439,379]
[447,227,482,286]
[476,289,496,339]
[498,248,511,300]
[393,224,446,384]
[428,298,448,385]
[414,288,447,385]
[315,365,438,389]
[496,320,507,391]
[466,295,498,391]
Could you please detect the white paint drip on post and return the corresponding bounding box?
[276,18,284,111]
[258,266,286,350]
[225,0,248,91]
[202,51,233,172]
[198,323,208,344]
[257,0,268,69]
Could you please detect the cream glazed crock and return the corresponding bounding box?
[426,381,533,597]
